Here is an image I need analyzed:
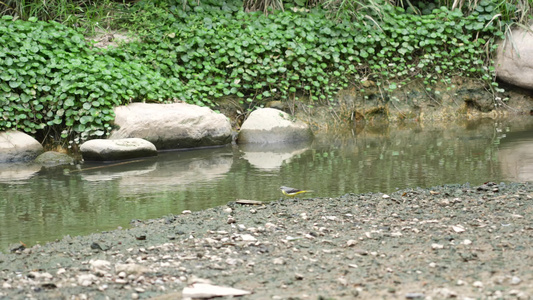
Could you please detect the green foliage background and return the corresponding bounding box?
[0,0,520,147]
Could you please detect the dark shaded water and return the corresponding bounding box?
[1,117,532,252]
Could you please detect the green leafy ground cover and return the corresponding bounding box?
[0,0,510,146]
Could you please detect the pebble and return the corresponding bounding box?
[456,279,466,286]
[264,223,277,230]
[405,292,425,299]
[240,234,256,241]
[439,199,450,206]
[115,264,150,275]
[431,243,444,249]
[346,240,358,247]
[182,210,192,214]
[472,281,483,288]
[436,288,457,298]
[29,271,53,279]
[337,277,348,286]
[451,225,466,233]
[78,274,97,286]
[90,259,111,271]
[510,276,522,285]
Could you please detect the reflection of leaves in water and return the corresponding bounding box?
[299,122,513,196]
[2,119,533,253]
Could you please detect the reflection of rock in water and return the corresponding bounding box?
[118,154,233,194]
[80,162,157,182]
[499,141,533,182]
[0,163,41,183]
[239,142,310,170]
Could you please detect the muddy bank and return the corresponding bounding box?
[0,182,532,299]
[217,77,533,133]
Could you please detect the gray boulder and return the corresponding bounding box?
[80,138,157,161]
[0,130,43,163]
[109,103,232,150]
[237,108,313,144]
[495,23,533,89]
[34,151,75,166]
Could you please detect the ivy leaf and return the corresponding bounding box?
[79,116,93,125]
[9,81,21,88]
[64,98,75,107]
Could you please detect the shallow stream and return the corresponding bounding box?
[1,117,532,252]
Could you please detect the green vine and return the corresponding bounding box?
[0,0,507,147]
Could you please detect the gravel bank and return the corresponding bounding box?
[1,182,532,299]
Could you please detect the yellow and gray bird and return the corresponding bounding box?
[280,186,314,198]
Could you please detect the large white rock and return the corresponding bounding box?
[237,108,313,144]
[0,130,43,162]
[495,24,533,89]
[80,138,157,161]
[109,103,232,150]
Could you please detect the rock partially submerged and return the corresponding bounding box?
[34,151,75,166]
[110,103,232,150]
[80,138,157,161]
[0,130,43,163]
[237,108,313,144]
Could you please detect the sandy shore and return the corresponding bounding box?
[1,182,532,299]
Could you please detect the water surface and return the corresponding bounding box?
[1,117,532,252]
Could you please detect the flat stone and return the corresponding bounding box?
[80,138,157,161]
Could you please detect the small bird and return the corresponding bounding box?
[280,186,314,198]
